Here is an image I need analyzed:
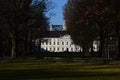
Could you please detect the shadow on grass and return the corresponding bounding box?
[0,69,120,80]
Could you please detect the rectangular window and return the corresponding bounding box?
[54,42,55,45]
[50,48,52,51]
[57,42,59,45]
[62,42,64,45]
[43,42,46,45]
[49,42,51,45]
[66,42,68,45]
[46,42,48,45]
[57,48,59,51]
[62,48,64,51]
[53,48,55,51]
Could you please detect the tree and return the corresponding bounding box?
[88,0,120,57]
[64,0,120,57]
[27,0,50,56]
[0,0,50,59]
[64,0,98,54]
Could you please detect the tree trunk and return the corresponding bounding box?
[90,41,93,54]
[29,34,33,56]
[24,28,29,57]
[118,35,120,57]
[82,44,89,54]
[116,20,120,58]
[0,20,2,57]
[99,33,104,57]
[10,33,16,59]
[2,32,7,58]
[36,39,41,58]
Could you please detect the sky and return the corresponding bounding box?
[49,0,68,25]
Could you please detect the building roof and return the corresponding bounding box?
[45,31,68,38]
[49,24,63,31]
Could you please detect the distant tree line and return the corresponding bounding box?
[64,0,120,58]
[0,0,52,59]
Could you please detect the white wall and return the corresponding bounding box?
[41,35,81,52]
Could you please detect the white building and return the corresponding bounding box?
[40,24,81,52]
[93,40,100,52]
[34,23,100,53]
[41,35,81,52]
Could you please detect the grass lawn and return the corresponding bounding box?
[0,59,120,80]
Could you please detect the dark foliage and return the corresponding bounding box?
[0,0,50,59]
[64,0,120,57]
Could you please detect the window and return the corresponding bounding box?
[62,48,64,51]
[49,42,51,45]
[46,42,48,45]
[54,42,55,45]
[50,48,52,51]
[57,48,59,51]
[66,48,69,51]
[62,42,64,45]
[57,42,59,45]
[66,42,68,45]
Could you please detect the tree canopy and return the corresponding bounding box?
[64,0,98,53]
[64,0,120,55]
[0,0,51,58]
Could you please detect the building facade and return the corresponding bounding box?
[41,35,81,52]
[40,24,81,52]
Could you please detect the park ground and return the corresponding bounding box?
[0,58,120,80]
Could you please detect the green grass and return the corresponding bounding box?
[0,59,120,80]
